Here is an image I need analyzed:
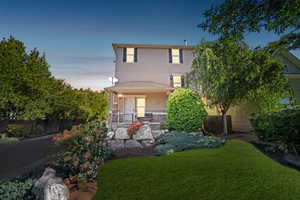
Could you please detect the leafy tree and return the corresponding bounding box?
[189,39,288,134]
[0,36,109,121]
[199,0,300,50]
[0,37,52,120]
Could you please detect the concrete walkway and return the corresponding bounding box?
[0,135,61,179]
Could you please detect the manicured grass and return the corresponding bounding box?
[94,140,300,200]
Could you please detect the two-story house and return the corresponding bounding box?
[105,43,193,124]
[105,43,300,132]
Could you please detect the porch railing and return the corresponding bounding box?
[109,110,167,124]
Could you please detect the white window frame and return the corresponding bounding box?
[173,74,182,88]
[171,49,180,64]
[126,47,135,63]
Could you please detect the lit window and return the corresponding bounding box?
[126,48,135,63]
[173,75,182,88]
[172,49,180,64]
[136,98,145,117]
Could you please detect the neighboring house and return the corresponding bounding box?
[105,43,300,131]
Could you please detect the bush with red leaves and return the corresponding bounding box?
[127,121,144,137]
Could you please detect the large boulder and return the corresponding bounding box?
[108,139,125,150]
[115,128,130,139]
[133,125,153,140]
[125,139,143,148]
[33,168,69,200]
[106,131,115,140]
[151,130,164,139]
[141,139,155,147]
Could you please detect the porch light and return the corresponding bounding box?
[118,94,123,98]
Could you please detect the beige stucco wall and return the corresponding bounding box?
[145,93,167,112]
[115,47,193,85]
[206,102,257,133]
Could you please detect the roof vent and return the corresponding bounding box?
[184,40,188,47]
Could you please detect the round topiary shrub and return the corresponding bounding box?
[167,88,207,132]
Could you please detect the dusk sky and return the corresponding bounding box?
[1,0,298,91]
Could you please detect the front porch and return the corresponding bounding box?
[105,81,173,127]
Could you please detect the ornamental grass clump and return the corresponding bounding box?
[167,88,207,132]
[53,121,109,184]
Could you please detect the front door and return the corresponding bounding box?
[124,97,135,122]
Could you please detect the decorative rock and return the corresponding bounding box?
[108,139,125,150]
[141,139,155,147]
[151,130,164,139]
[115,128,130,139]
[33,168,69,200]
[125,139,143,148]
[133,125,153,140]
[106,131,115,140]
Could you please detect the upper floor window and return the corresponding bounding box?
[170,75,184,88]
[123,47,137,63]
[169,48,183,64]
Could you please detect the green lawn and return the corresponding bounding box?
[94,140,300,200]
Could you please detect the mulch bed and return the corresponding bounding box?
[109,146,158,161]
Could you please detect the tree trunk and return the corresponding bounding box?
[222,113,228,135]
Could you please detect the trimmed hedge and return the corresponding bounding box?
[167,88,207,132]
[250,106,300,154]
[154,131,226,154]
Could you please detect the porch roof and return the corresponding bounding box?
[105,81,174,93]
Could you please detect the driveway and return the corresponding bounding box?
[0,135,61,179]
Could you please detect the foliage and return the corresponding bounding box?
[250,106,300,155]
[248,87,294,113]
[5,122,45,138]
[0,137,19,144]
[167,88,207,132]
[154,131,225,154]
[0,36,52,120]
[94,140,300,200]
[53,121,109,183]
[189,39,289,134]
[6,124,31,138]
[127,121,144,137]
[199,0,300,50]
[0,179,35,200]
[0,36,109,121]
[159,121,169,130]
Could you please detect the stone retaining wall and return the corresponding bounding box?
[106,124,166,150]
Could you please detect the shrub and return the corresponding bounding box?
[53,121,109,183]
[6,124,31,138]
[127,121,144,137]
[0,137,19,144]
[0,179,35,200]
[250,106,300,154]
[160,121,169,130]
[154,131,225,154]
[167,88,207,132]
